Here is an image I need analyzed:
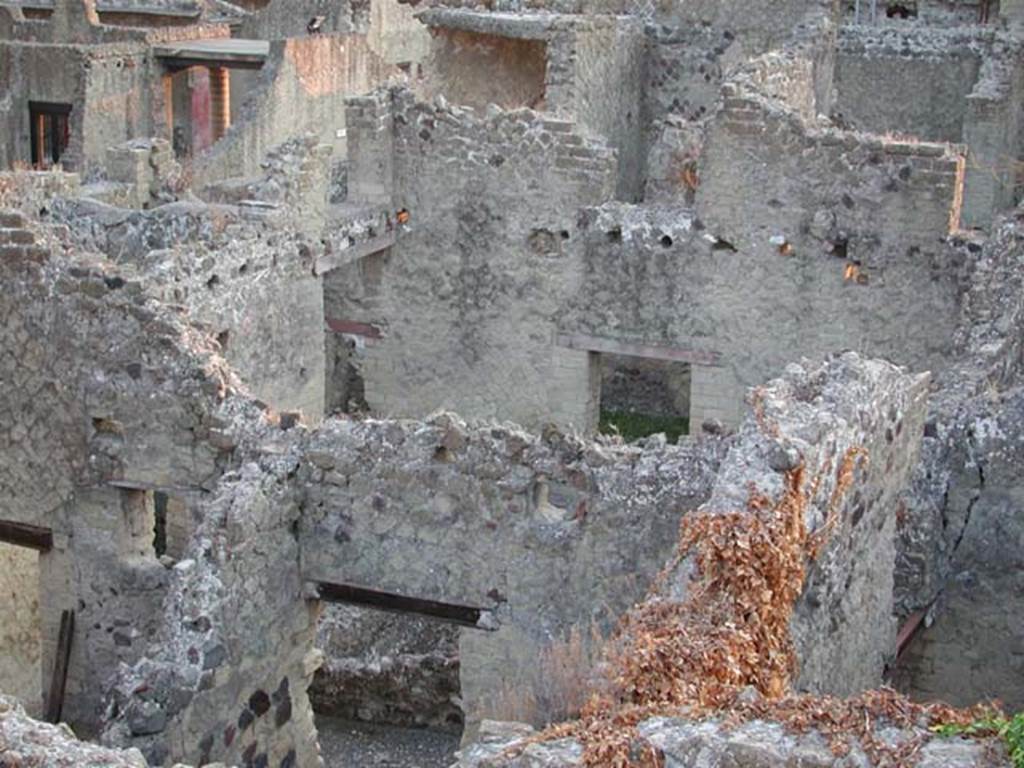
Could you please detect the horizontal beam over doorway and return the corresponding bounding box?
[314,232,396,275]
[314,581,491,629]
[153,39,270,71]
[0,519,53,552]
[555,332,723,367]
[325,318,383,339]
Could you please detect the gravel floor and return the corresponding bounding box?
[316,715,461,768]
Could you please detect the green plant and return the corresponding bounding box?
[933,711,1024,767]
[598,410,689,444]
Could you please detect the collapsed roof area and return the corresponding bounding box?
[1,0,1023,766]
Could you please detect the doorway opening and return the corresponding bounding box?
[29,101,72,168]
[309,594,464,767]
[598,353,691,443]
[0,539,43,716]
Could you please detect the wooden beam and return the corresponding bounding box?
[314,232,396,275]
[0,519,53,552]
[325,318,383,339]
[896,608,927,658]
[315,581,488,628]
[555,332,723,367]
[45,610,74,724]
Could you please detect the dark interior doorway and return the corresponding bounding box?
[29,101,72,168]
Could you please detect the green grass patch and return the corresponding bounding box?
[599,409,689,444]
[933,711,1024,767]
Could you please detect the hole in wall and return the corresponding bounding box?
[886,3,916,18]
[151,491,191,562]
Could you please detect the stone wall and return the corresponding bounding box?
[103,451,323,768]
[561,16,645,200]
[237,0,368,39]
[834,25,1024,229]
[0,695,149,768]
[962,38,1024,227]
[893,213,1024,712]
[0,208,243,733]
[562,197,967,429]
[0,201,325,760]
[0,40,158,174]
[298,414,726,734]
[80,43,156,173]
[417,11,645,200]
[0,200,737,764]
[895,389,1024,712]
[51,198,327,420]
[191,34,396,187]
[834,26,984,142]
[452,354,956,768]
[0,43,90,170]
[419,29,549,111]
[700,52,966,255]
[454,715,1005,768]
[643,353,931,696]
[644,0,837,133]
[0,169,81,215]
[339,88,617,430]
[366,0,430,67]
[98,397,723,763]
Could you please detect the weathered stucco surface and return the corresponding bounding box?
[0,544,42,717]
[1,0,1024,765]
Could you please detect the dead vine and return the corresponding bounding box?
[514,447,1004,767]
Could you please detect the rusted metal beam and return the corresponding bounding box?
[45,610,74,724]
[315,581,487,628]
[0,519,53,552]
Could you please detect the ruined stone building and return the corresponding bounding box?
[0,0,1023,766]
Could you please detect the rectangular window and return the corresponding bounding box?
[28,101,72,168]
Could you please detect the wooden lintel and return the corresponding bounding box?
[45,609,74,724]
[325,317,383,339]
[896,608,927,658]
[555,332,723,367]
[314,232,396,276]
[0,519,54,552]
[315,581,488,628]
[107,480,202,495]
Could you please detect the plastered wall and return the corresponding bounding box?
[0,543,42,716]
[420,29,548,110]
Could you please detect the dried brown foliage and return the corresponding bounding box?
[520,448,1004,767]
[491,624,605,727]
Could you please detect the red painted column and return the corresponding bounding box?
[210,67,231,142]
